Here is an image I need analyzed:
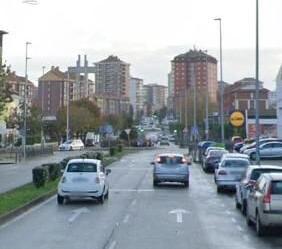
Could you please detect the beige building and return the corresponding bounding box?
[143,84,168,113]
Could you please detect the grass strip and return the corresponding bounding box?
[0,180,59,217]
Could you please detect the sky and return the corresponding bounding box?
[1,0,282,90]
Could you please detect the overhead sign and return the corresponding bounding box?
[230,111,245,127]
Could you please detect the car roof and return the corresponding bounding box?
[222,153,249,158]
[67,158,101,164]
[157,153,184,157]
[207,146,225,151]
[247,165,282,170]
[222,157,249,162]
[260,173,282,181]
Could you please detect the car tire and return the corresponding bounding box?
[98,194,105,204]
[184,181,189,188]
[235,196,241,209]
[250,152,256,161]
[246,207,252,227]
[153,180,158,187]
[70,146,73,151]
[241,200,247,215]
[57,194,64,205]
[217,186,222,193]
[256,213,266,236]
[105,189,109,199]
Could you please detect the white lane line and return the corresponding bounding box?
[220,203,226,208]
[225,210,232,216]
[231,217,237,224]
[108,240,117,249]
[123,214,130,224]
[236,225,244,232]
[0,195,56,230]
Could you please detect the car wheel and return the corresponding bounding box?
[235,196,241,209]
[250,152,256,161]
[184,181,189,188]
[98,193,105,204]
[57,194,64,205]
[153,180,158,187]
[246,207,252,226]
[241,200,247,215]
[70,146,73,151]
[256,213,266,236]
[104,189,109,199]
[217,186,222,193]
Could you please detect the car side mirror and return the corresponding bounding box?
[106,169,111,175]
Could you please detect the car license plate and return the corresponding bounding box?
[73,177,87,183]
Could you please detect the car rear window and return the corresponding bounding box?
[158,156,183,164]
[209,150,227,157]
[67,163,97,172]
[250,169,282,181]
[271,181,282,195]
[223,159,249,168]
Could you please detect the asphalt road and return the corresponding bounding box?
[0,146,282,249]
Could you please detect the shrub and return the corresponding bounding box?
[96,152,103,161]
[59,156,77,169]
[117,144,123,152]
[32,166,48,188]
[80,153,88,159]
[42,163,60,181]
[109,147,116,156]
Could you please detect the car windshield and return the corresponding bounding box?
[250,169,282,181]
[158,156,183,164]
[65,141,72,144]
[223,160,249,168]
[67,163,97,172]
[271,181,282,195]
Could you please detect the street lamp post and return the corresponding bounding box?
[255,0,260,164]
[23,42,31,160]
[66,73,70,141]
[0,30,8,67]
[41,66,45,149]
[214,18,225,143]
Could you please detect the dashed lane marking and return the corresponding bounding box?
[122,214,130,224]
[108,241,117,249]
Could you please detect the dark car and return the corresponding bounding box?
[233,142,244,153]
[202,149,228,173]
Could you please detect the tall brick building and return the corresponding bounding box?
[171,49,218,116]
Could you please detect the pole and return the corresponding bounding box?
[205,51,209,140]
[23,42,31,161]
[214,18,224,143]
[41,66,45,149]
[185,84,188,146]
[192,63,197,140]
[255,0,260,164]
[66,72,70,141]
[0,31,8,68]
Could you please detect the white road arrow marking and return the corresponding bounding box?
[169,209,189,223]
[68,207,89,223]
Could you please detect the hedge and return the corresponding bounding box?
[32,167,49,188]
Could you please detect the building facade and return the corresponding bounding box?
[143,84,168,113]
[171,49,218,116]
[276,66,282,138]
[130,77,144,118]
[223,77,270,114]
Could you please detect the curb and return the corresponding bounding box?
[0,189,56,226]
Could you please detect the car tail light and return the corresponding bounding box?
[263,183,272,204]
[61,176,67,183]
[156,157,161,163]
[95,177,100,184]
[218,170,227,175]
[182,158,187,164]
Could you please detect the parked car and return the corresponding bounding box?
[202,149,228,173]
[202,146,226,167]
[159,138,170,146]
[59,139,84,151]
[240,138,281,153]
[151,153,190,187]
[220,153,249,162]
[215,158,250,192]
[235,165,282,215]
[57,158,111,204]
[244,141,282,160]
[197,141,217,163]
[233,142,244,153]
[246,173,282,236]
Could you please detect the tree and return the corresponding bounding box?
[0,66,13,116]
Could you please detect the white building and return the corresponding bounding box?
[276,66,282,138]
[130,77,144,118]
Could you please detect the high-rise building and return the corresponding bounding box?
[130,77,144,118]
[276,66,282,138]
[171,49,218,116]
[143,84,168,113]
[95,55,130,98]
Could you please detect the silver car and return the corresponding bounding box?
[152,153,190,187]
[246,173,282,236]
[235,165,282,215]
[244,141,282,160]
[215,158,250,192]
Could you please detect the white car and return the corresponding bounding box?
[59,139,84,151]
[57,159,111,204]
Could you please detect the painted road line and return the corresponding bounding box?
[123,214,130,224]
[131,199,137,206]
[231,217,237,224]
[169,209,189,223]
[68,207,89,224]
[236,225,244,232]
[108,241,117,249]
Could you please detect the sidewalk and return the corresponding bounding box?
[0,151,83,194]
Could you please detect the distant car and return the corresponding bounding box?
[240,138,281,153]
[235,165,282,215]
[159,138,170,146]
[244,141,282,160]
[202,146,226,167]
[57,158,111,204]
[233,142,244,153]
[152,153,190,187]
[246,173,282,236]
[215,158,250,192]
[59,139,84,151]
[202,149,228,173]
[220,153,249,162]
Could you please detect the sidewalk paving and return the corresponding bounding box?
[0,151,83,194]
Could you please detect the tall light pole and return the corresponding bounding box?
[0,30,8,68]
[41,66,45,148]
[203,50,209,140]
[214,18,225,143]
[23,42,31,160]
[255,0,260,164]
[66,73,70,141]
